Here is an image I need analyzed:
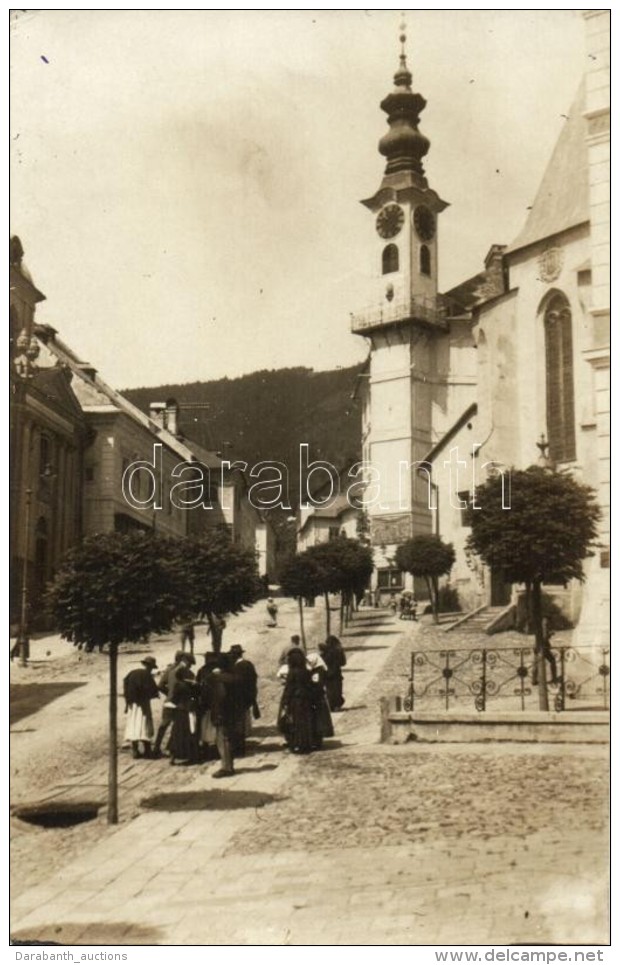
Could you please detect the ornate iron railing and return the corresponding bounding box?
[350,294,448,334]
[400,645,610,713]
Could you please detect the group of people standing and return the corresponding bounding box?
[123,644,258,778]
[122,622,349,772]
[275,634,347,755]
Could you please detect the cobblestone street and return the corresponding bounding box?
[10,604,609,946]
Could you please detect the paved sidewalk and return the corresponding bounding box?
[10,611,608,946]
[12,608,418,944]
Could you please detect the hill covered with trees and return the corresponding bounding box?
[123,363,364,510]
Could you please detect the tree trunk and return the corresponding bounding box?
[207,612,223,653]
[524,581,532,633]
[425,576,438,624]
[298,596,306,649]
[531,579,549,711]
[339,595,344,635]
[108,644,119,825]
[324,592,331,636]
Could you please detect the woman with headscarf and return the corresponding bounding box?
[306,650,334,748]
[278,648,316,754]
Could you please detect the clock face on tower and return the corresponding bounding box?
[376,204,405,239]
[414,205,436,242]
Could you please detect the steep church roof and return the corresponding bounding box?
[506,82,589,255]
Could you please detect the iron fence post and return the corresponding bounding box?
[480,648,487,712]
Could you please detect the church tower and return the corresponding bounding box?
[352,25,449,592]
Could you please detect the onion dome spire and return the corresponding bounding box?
[378,20,430,179]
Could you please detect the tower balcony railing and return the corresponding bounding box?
[350,294,447,335]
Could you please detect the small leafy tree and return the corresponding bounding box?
[46,532,184,824]
[466,466,601,709]
[395,534,456,625]
[172,531,261,652]
[331,537,374,628]
[305,537,374,635]
[279,552,324,647]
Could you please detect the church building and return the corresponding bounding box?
[353,10,609,642]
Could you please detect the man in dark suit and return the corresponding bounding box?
[228,644,259,757]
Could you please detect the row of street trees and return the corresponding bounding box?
[46,529,261,823]
[42,464,601,820]
[280,536,374,643]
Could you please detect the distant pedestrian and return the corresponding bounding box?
[207,613,227,651]
[180,618,195,655]
[266,597,279,627]
[320,635,347,711]
[123,657,160,759]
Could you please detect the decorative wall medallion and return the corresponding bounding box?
[538,247,564,283]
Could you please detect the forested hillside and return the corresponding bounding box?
[124,363,364,509]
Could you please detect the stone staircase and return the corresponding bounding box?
[444,604,514,635]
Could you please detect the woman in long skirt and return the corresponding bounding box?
[168,667,199,765]
[320,636,347,711]
[279,649,315,754]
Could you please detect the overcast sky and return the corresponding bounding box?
[11,9,586,389]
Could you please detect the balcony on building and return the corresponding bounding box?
[350,294,448,335]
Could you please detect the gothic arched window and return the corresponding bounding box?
[382,244,399,275]
[420,245,431,276]
[544,294,576,463]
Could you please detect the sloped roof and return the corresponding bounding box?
[423,403,478,465]
[298,491,355,533]
[442,270,492,314]
[506,82,589,255]
[35,325,196,463]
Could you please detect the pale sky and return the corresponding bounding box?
[10,9,586,389]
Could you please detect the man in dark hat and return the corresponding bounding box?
[228,644,259,757]
[198,653,240,777]
[123,657,160,759]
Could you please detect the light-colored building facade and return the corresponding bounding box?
[353,12,610,632]
[350,39,498,601]
[35,330,194,540]
[297,492,359,553]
